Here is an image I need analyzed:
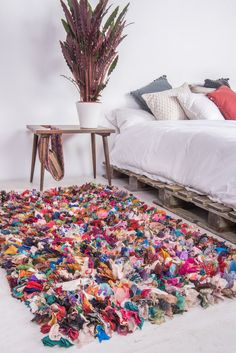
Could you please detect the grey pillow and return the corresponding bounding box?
[130,75,172,111]
[204,78,230,89]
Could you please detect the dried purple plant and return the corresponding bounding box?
[60,0,129,102]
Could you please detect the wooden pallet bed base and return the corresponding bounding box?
[105,165,236,244]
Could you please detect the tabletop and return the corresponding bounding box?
[27,125,116,135]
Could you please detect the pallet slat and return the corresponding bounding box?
[192,195,210,205]
[176,190,197,201]
[165,185,183,192]
[208,203,233,214]
[229,211,236,221]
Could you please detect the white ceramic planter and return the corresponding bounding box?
[76,102,102,128]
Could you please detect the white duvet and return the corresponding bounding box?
[110,120,236,209]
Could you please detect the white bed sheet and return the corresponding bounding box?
[110,120,236,209]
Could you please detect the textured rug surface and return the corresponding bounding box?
[0,183,236,348]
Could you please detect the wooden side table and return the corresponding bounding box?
[26,125,115,191]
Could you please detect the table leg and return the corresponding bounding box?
[91,133,96,179]
[102,135,112,186]
[30,134,38,182]
[39,136,48,192]
[40,159,45,192]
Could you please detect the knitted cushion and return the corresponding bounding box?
[142,83,190,120]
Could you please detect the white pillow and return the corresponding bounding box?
[190,85,216,94]
[142,83,190,121]
[105,108,155,132]
[177,92,225,120]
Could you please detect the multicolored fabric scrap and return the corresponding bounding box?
[0,183,236,348]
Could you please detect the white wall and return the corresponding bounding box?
[0,0,236,183]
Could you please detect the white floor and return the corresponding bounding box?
[0,175,236,353]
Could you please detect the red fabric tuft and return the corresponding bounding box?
[40,324,51,334]
[207,86,236,120]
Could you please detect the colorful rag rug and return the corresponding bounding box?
[0,183,236,348]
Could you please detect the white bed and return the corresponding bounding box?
[110,120,236,210]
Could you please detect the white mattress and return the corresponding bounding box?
[110,120,236,209]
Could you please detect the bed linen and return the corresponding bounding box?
[110,120,236,209]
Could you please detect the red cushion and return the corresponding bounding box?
[207,86,236,120]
